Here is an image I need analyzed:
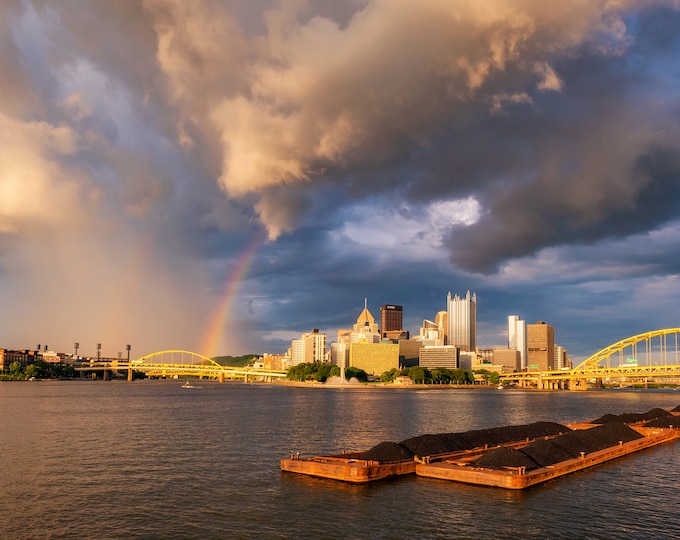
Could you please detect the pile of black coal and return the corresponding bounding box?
[643,415,680,428]
[359,441,414,462]
[472,422,644,471]
[358,422,571,463]
[399,434,458,456]
[591,407,671,425]
[442,421,571,451]
[520,439,575,468]
[474,447,539,470]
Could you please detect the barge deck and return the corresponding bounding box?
[416,426,680,489]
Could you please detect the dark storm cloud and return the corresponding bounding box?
[441,9,680,272]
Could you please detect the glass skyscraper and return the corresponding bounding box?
[508,315,528,370]
[446,290,476,351]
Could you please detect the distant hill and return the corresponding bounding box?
[213,354,259,367]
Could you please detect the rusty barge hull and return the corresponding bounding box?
[280,453,416,483]
[416,426,680,489]
[279,441,540,483]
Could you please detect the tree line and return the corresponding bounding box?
[286,362,368,383]
[1,360,77,380]
[286,362,500,385]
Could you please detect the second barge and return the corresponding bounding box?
[415,425,680,489]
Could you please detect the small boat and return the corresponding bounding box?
[497,384,504,390]
[182,382,195,389]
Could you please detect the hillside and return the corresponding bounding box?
[212,354,259,367]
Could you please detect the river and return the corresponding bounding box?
[1,381,678,539]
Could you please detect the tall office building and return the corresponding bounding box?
[446,290,477,352]
[554,345,569,370]
[435,310,448,343]
[303,329,326,363]
[289,329,327,365]
[508,315,528,370]
[419,346,459,370]
[330,342,348,368]
[527,321,555,371]
[380,304,403,338]
[290,339,305,367]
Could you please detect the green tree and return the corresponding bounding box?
[431,367,452,385]
[344,366,368,382]
[286,362,340,382]
[24,364,39,379]
[451,368,473,384]
[314,363,340,382]
[407,366,431,384]
[380,368,399,383]
[32,359,52,378]
[475,369,500,385]
[9,361,22,378]
[287,362,313,381]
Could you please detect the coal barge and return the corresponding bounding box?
[280,406,680,488]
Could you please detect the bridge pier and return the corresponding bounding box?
[128,368,133,382]
[569,378,588,391]
[219,372,225,383]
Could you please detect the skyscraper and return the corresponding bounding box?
[527,321,555,371]
[303,329,326,363]
[446,290,476,352]
[380,304,404,339]
[508,315,528,370]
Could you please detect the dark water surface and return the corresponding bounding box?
[1,381,679,539]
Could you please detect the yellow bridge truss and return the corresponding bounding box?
[503,328,680,388]
[77,349,287,381]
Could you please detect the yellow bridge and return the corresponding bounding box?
[503,328,680,390]
[75,350,287,382]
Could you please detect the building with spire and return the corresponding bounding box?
[351,298,380,343]
[446,290,477,352]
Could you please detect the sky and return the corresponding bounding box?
[1,0,680,363]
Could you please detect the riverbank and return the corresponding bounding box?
[273,380,505,389]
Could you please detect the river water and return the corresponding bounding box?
[1,381,678,539]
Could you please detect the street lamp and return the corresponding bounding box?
[126,344,131,363]
[97,343,101,362]
[74,342,79,358]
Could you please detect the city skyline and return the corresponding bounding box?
[1,2,680,362]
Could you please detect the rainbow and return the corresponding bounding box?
[200,234,263,358]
